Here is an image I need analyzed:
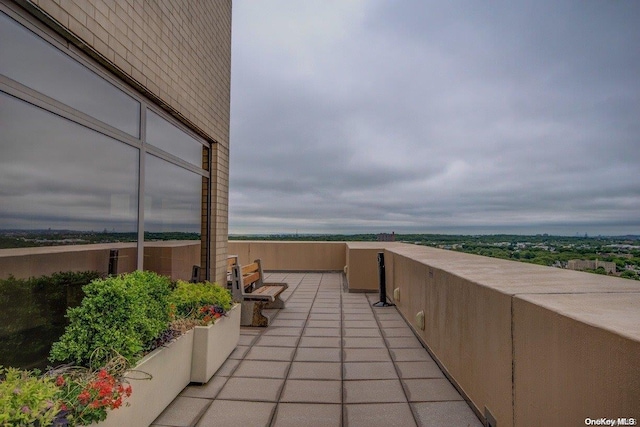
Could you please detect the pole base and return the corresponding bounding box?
[372,301,394,307]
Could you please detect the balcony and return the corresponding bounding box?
[2,240,638,426]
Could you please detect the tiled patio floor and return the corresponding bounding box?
[151,273,482,427]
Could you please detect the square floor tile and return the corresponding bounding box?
[280,380,341,403]
[238,334,259,346]
[270,319,306,328]
[303,327,341,337]
[245,346,295,361]
[343,337,386,348]
[240,327,263,335]
[262,327,303,336]
[309,313,338,320]
[382,327,416,338]
[345,402,417,427]
[344,379,407,403]
[412,401,483,427]
[343,328,381,337]
[294,347,341,362]
[214,358,241,376]
[342,314,376,321]
[343,348,391,362]
[342,309,373,315]
[343,362,398,380]
[180,375,227,398]
[233,360,290,379]
[310,308,340,314]
[390,348,434,362]
[275,312,309,320]
[273,403,341,427]
[298,336,341,348]
[306,320,341,328]
[402,379,463,402]
[153,396,210,426]
[288,362,342,380]
[343,320,378,328]
[228,345,250,359]
[282,307,311,313]
[385,337,424,348]
[197,400,275,427]
[378,320,409,328]
[375,313,404,320]
[394,361,444,379]
[217,377,284,402]
[254,335,299,347]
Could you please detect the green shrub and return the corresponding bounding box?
[49,271,172,368]
[168,281,232,319]
[0,366,61,427]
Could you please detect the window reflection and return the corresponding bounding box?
[146,109,204,166]
[0,92,139,241]
[0,12,140,137]
[144,154,201,238]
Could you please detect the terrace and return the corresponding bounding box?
[2,240,638,426]
[152,271,482,427]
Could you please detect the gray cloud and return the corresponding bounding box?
[229,1,640,235]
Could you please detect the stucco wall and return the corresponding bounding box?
[228,241,346,271]
[384,244,640,426]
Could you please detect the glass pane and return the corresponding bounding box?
[146,109,204,166]
[144,154,202,238]
[0,12,140,137]
[0,91,139,242]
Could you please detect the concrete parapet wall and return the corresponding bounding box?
[228,241,346,271]
[345,242,402,291]
[384,244,640,426]
[513,293,640,426]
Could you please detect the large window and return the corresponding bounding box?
[0,92,139,234]
[0,7,211,274]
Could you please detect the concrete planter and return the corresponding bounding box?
[93,329,194,427]
[190,303,241,383]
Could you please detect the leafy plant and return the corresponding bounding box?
[0,366,61,427]
[168,281,232,320]
[49,271,172,368]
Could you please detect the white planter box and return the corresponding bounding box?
[191,303,241,383]
[93,329,194,427]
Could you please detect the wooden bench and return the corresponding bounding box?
[228,257,288,326]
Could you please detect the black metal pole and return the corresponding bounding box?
[373,252,392,307]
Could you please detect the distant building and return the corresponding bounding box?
[377,232,395,242]
[567,260,616,274]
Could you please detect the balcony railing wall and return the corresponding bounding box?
[229,240,640,427]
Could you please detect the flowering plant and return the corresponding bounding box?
[53,368,132,426]
[197,304,227,324]
[0,366,60,427]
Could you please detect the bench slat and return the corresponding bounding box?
[241,262,260,276]
[242,271,260,286]
[252,285,285,297]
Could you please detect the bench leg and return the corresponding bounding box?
[265,295,285,309]
[240,300,270,327]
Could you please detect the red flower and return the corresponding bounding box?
[78,390,91,405]
[56,376,65,387]
[111,397,123,409]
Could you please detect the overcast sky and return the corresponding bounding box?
[229,1,640,236]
